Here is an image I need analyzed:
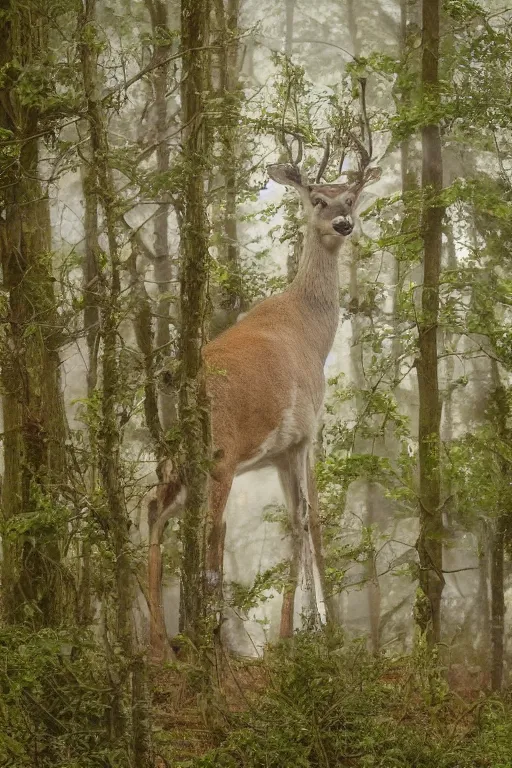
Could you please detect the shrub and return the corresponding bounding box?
[182,631,512,768]
[0,625,126,767]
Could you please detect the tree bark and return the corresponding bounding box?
[219,0,244,318]
[415,0,444,646]
[489,365,509,691]
[476,519,491,668]
[147,501,169,661]
[393,0,420,379]
[77,124,102,627]
[365,484,382,653]
[0,0,69,628]
[178,0,212,641]
[144,0,179,433]
[490,515,505,691]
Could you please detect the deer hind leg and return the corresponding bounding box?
[277,445,321,638]
[297,450,322,631]
[277,457,301,639]
[206,455,235,597]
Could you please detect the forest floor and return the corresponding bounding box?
[150,634,508,768]
[151,656,268,763]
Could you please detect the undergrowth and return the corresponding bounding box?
[0,625,126,766]
[178,631,512,768]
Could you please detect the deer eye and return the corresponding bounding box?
[314,198,327,208]
[345,197,354,207]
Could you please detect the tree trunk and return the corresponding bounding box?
[144,0,179,433]
[346,0,361,58]
[131,263,176,662]
[415,0,444,646]
[77,126,101,627]
[285,0,294,56]
[220,0,244,319]
[209,0,248,338]
[347,0,384,645]
[476,518,491,679]
[178,0,212,641]
[366,484,382,653]
[490,515,505,691]
[280,0,302,284]
[393,0,419,379]
[81,0,132,673]
[131,0,182,663]
[80,1,153,761]
[147,502,169,661]
[489,365,509,691]
[0,0,69,629]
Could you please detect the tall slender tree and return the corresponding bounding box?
[77,118,101,626]
[178,0,212,641]
[345,0,384,649]
[79,1,153,760]
[212,0,248,335]
[144,0,179,429]
[415,0,444,646]
[134,0,180,664]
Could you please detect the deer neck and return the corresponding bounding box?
[288,227,342,361]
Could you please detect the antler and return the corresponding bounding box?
[338,139,349,177]
[276,73,379,187]
[280,130,304,167]
[358,77,373,160]
[349,130,371,173]
[315,134,331,183]
[346,76,379,185]
[314,76,375,185]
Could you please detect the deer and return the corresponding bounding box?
[161,137,381,639]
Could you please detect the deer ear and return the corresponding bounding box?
[267,163,304,188]
[364,166,382,184]
[344,170,361,184]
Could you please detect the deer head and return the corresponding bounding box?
[267,137,381,242]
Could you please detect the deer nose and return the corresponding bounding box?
[332,216,353,235]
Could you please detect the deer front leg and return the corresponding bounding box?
[306,456,333,624]
[277,445,321,637]
[298,481,322,631]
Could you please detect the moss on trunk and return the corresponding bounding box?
[0,0,69,629]
[178,0,212,642]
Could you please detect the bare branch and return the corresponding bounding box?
[101,44,225,103]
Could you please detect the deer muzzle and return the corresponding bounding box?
[332,216,353,236]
